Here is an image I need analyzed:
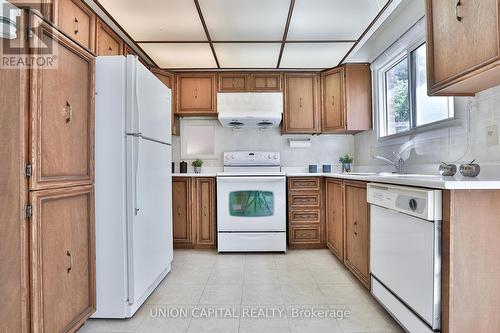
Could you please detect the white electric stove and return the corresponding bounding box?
[216,151,286,252]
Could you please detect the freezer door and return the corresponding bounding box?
[127,56,171,143]
[126,136,172,305]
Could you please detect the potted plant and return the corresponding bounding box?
[192,158,204,174]
[339,154,353,173]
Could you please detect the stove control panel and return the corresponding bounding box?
[223,151,280,166]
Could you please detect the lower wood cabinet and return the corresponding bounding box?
[172,177,216,248]
[287,177,324,248]
[343,180,370,289]
[325,178,344,261]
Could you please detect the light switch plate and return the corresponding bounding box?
[486,125,498,146]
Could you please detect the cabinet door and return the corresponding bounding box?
[172,178,193,247]
[250,73,282,91]
[95,19,123,56]
[30,18,95,191]
[325,179,344,261]
[56,0,95,51]
[344,181,370,289]
[322,68,344,132]
[218,73,248,91]
[283,74,320,133]
[151,69,179,136]
[30,186,95,333]
[427,0,499,91]
[194,178,216,247]
[176,74,217,115]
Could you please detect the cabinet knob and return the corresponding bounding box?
[66,249,73,273]
[331,96,334,107]
[74,17,79,35]
[203,206,207,217]
[455,0,462,22]
[194,88,198,98]
[353,221,358,236]
[63,101,72,124]
[176,206,182,216]
[299,97,303,108]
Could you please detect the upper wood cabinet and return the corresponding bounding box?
[218,73,248,92]
[343,180,370,289]
[250,73,282,91]
[95,19,123,56]
[321,64,372,133]
[283,73,321,134]
[325,179,344,262]
[175,73,217,115]
[30,18,95,191]
[151,68,180,136]
[29,186,95,333]
[55,0,95,52]
[426,0,500,95]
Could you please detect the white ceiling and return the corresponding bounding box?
[99,0,387,69]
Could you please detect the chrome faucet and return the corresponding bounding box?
[373,152,406,174]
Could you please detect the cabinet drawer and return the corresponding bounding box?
[290,226,321,244]
[290,210,320,224]
[289,193,320,208]
[57,0,95,51]
[288,177,321,191]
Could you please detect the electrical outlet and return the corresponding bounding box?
[486,125,498,146]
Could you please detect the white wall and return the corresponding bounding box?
[172,119,355,172]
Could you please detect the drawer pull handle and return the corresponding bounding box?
[63,101,72,124]
[66,249,73,273]
[74,17,79,34]
[455,0,462,22]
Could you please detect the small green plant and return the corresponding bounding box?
[339,154,353,164]
[192,159,204,167]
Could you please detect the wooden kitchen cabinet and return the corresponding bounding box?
[218,73,248,92]
[287,177,324,248]
[321,64,372,133]
[30,186,95,333]
[325,179,344,261]
[172,177,216,248]
[55,0,95,52]
[426,0,500,95]
[95,19,123,56]
[30,14,95,191]
[250,73,282,91]
[151,68,180,136]
[175,73,217,115]
[343,180,370,289]
[283,73,321,134]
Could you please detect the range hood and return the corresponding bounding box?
[217,92,283,129]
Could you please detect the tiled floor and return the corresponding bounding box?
[78,249,403,333]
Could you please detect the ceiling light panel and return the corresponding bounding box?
[214,43,281,68]
[287,0,381,40]
[98,0,207,41]
[198,0,290,40]
[280,43,354,68]
[139,43,217,68]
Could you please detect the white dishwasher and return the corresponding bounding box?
[367,183,442,333]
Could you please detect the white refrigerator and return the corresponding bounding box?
[93,55,173,318]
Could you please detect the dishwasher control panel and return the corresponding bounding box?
[367,183,442,221]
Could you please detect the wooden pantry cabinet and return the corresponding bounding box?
[325,178,344,261]
[95,18,123,56]
[172,177,216,248]
[321,64,372,133]
[151,68,180,136]
[283,73,321,134]
[343,180,370,289]
[287,177,324,248]
[426,0,500,95]
[175,73,217,115]
[0,11,96,333]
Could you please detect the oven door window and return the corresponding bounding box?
[229,191,274,217]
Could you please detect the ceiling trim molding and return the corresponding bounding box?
[276,0,296,68]
[193,0,220,68]
[164,68,324,72]
[137,40,357,44]
[327,0,395,70]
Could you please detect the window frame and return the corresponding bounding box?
[376,38,455,140]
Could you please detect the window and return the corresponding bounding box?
[379,43,454,138]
